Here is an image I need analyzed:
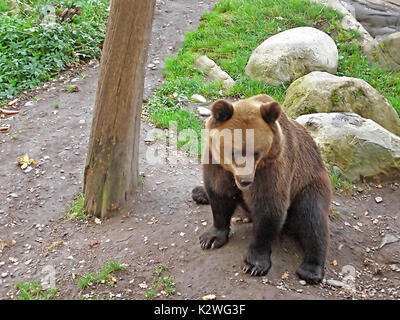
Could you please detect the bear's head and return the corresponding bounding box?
[205,94,283,191]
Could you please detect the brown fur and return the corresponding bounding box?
[193,94,332,283]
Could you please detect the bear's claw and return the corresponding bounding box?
[243,250,272,277]
[296,263,324,284]
[199,227,229,250]
[242,260,271,277]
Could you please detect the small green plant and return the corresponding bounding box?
[329,208,340,221]
[77,260,126,290]
[145,263,175,299]
[154,263,169,276]
[15,281,59,300]
[54,103,59,109]
[10,134,18,140]
[330,168,353,193]
[139,171,146,185]
[65,193,88,221]
[66,85,79,93]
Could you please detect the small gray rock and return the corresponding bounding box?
[191,94,207,104]
[197,107,211,117]
[379,233,400,249]
[375,196,383,203]
[326,279,346,288]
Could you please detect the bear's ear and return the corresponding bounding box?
[211,99,234,123]
[260,101,282,124]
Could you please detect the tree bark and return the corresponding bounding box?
[84,0,156,219]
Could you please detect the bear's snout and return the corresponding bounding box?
[236,176,254,190]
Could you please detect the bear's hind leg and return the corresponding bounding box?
[199,188,239,250]
[287,179,331,284]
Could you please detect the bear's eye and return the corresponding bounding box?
[254,151,260,159]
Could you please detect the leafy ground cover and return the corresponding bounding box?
[0,0,109,101]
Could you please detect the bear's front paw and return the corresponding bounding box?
[199,227,229,249]
[243,250,271,276]
[296,263,324,284]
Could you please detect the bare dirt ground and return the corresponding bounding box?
[0,0,399,300]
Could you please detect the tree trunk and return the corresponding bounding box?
[84,0,156,219]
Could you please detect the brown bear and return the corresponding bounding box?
[192,94,332,284]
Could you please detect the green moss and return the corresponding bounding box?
[331,90,340,105]
[355,88,365,98]
[304,106,317,114]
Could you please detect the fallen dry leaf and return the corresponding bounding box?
[17,154,37,169]
[0,108,20,115]
[44,240,64,251]
[0,239,16,250]
[280,272,289,280]
[88,240,100,248]
[147,216,158,225]
[331,260,338,267]
[8,99,18,106]
[94,218,102,225]
[0,125,10,132]
[202,294,217,300]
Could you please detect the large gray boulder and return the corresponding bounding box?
[311,0,376,50]
[245,27,338,85]
[296,112,400,182]
[283,71,400,136]
[365,31,400,71]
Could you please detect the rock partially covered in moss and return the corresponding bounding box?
[296,112,400,182]
[283,71,400,136]
[365,32,400,72]
[245,27,338,85]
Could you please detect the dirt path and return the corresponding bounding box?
[0,0,399,300]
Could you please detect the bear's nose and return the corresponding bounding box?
[238,178,253,187]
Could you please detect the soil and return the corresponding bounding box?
[0,0,399,300]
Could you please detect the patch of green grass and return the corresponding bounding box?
[65,193,88,221]
[329,168,353,193]
[0,0,10,13]
[146,0,400,147]
[65,84,78,93]
[162,0,340,99]
[77,260,126,290]
[15,281,59,300]
[146,0,343,154]
[145,264,176,299]
[0,0,110,100]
